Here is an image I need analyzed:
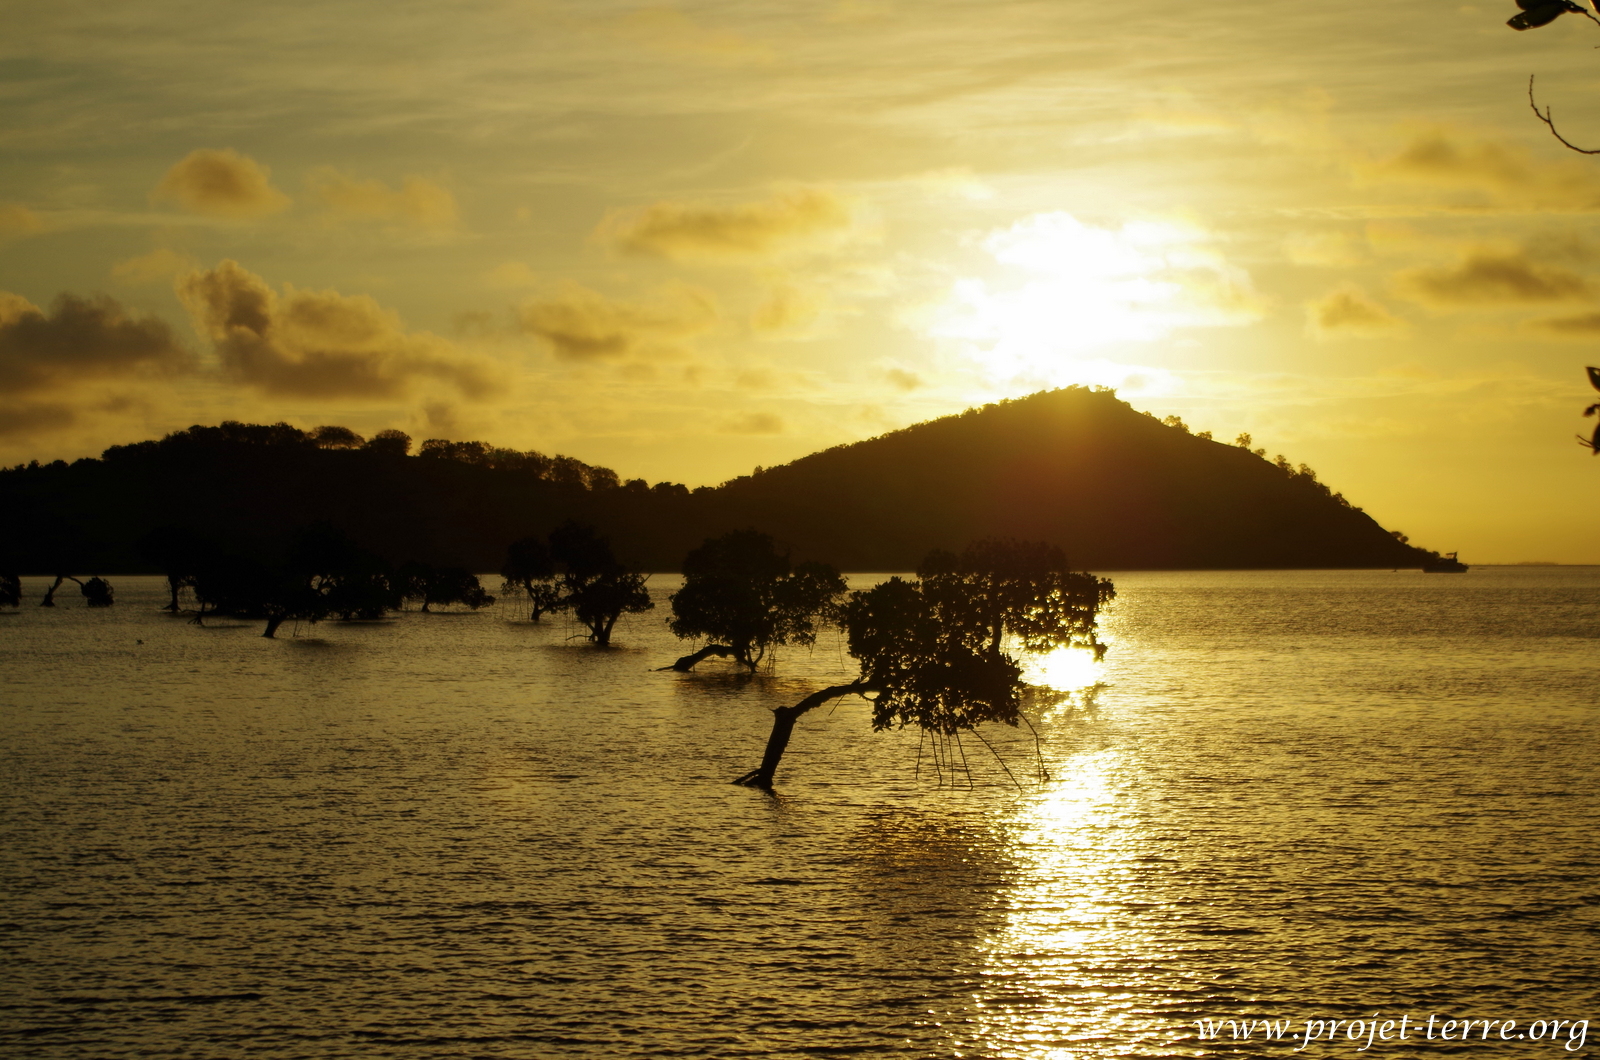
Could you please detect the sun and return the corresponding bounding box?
[927,211,1260,388]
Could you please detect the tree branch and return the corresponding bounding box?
[1530,74,1600,154]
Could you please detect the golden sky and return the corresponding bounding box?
[4,0,1600,562]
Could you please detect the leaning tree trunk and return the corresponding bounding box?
[262,615,286,638]
[733,681,878,789]
[39,574,72,607]
[163,575,183,612]
[667,644,737,671]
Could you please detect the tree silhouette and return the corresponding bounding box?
[80,577,114,606]
[0,573,19,608]
[501,536,565,620]
[733,539,1114,789]
[39,574,72,606]
[192,556,331,637]
[190,524,382,636]
[139,526,212,611]
[666,529,846,671]
[362,428,412,457]
[1581,365,1600,454]
[398,563,495,612]
[548,522,653,646]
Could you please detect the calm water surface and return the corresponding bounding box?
[2,568,1598,1059]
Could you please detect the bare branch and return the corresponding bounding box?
[1529,74,1600,154]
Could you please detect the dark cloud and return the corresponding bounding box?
[597,188,861,262]
[0,290,190,395]
[1393,250,1591,308]
[722,411,784,434]
[0,290,190,439]
[516,282,717,360]
[1307,285,1404,337]
[1363,131,1600,212]
[177,260,501,400]
[751,282,826,336]
[1525,311,1600,338]
[885,367,923,391]
[0,400,74,439]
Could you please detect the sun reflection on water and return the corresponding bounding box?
[970,747,1181,1060]
[1023,645,1106,698]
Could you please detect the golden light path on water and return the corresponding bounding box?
[970,643,1177,1060]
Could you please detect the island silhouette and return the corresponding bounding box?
[0,386,1439,579]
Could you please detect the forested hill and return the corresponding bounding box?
[704,387,1429,570]
[2,389,1436,573]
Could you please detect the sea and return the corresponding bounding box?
[2,567,1597,1059]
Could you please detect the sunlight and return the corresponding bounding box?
[1022,644,1105,695]
[973,750,1170,1059]
[928,211,1259,388]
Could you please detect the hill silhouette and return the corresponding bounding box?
[703,387,1427,569]
[0,387,1434,574]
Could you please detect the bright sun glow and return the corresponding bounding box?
[929,211,1260,388]
[1023,644,1105,695]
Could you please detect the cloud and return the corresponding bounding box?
[0,400,75,439]
[722,411,784,434]
[308,169,458,227]
[0,290,190,396]
[1360,130,1600,212]
[153,149,291,218]
[111,248,199,286]
[597,187,863,262]
[1393,249,1592,308]
[1284,230,1366,267]
[1524,311,1600,338]
[885,367,923,391]
[516,282,717,360]
[0,204,44,239]
[0,290,191,438]
[484,261,541,289]
[1307,285,1405,338]
[177,260,501,400]
[606,6,775,64]
[751,281,826,336]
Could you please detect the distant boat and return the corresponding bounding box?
[1423,552,1469,573]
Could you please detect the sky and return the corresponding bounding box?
[3,0,1600,563]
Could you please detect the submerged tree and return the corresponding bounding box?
[139,526,213,612]
[80,577,114,607]
[500,536,565,620]
[666,529,846,671]
[1581,365,1600,454]
[38,574,70,607]
[548,521,652,646]
[190,524,391,636]
[733,539,1114,790]
[192,556,331,637]
[399,563,495,613]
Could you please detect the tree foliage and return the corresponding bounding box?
[80,577,114,607]
[399,563,495,613]
[1581,365,1600,454]
[548,521,652,646]
[501,535,564,620]
[667,529,846,670]
[735,539,1114,788]
[190,523,408,636]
